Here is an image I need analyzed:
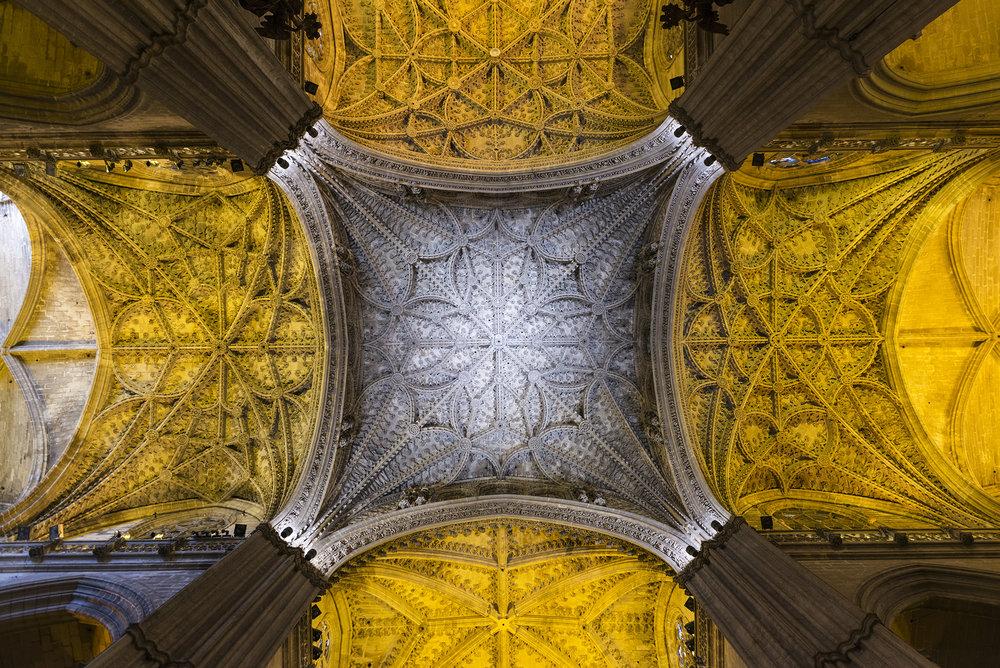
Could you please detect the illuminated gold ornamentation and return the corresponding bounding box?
[675,154,1000,529]
[312,0,681,166]
[313,521,693,667]
[0,167,323,535]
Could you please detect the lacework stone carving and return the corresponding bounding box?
[0,167,324,536]
[673,151,1000,529]
[315,172,685,527]
[313,0,683,169]
[254,522,330,590]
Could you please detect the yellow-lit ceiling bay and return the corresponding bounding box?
[675,152,1000,529]
[314,521,693,667]
[310,0,683,165]
[0,168,324,535]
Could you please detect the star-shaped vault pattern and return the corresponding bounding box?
[322,174,681,522]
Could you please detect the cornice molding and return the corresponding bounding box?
[667,101,741,171]
[253,103,324,174]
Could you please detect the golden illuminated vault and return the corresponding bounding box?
[305,0,683,167]
[0,166,325,536]
[312,521,694,667]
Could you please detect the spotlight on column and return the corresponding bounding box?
[669,76,685,90]
[704,155,716,166]
[684,621,695,635]
[684,639,696,652]
[16,526,31,540]
[174,159,185,169]
[122,159,133,172]
[233,523,247,538]
[304,80,319,95]
[673,126,686,137]
[230,159,244,173]
[311,604,321,619]
[49,524,64,541]
[146,160,159,167]
[685,545,699,557]
[760,515,773,531]
[276,157,290,169]
[76,161,90,168]
[710,520,723,532]
[12,163,27,177]
[312,646,323,660]
[306,126,319,138]
[751,152,765,167]
[45,160,56,176]
[281,527,293,538]
[684,597,696,612]
[305,549,317,561]
[105,161,115,172]
[312,628,322,642]
[894,532,908,546]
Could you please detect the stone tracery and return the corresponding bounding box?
[316,172,685,526]
[307,0,683,167]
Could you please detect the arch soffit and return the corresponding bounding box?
[857,564,1000,623]
[0,575,153,640]
[300,117,695,194]
[303,495,700,576]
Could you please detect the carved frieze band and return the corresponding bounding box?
[675,515,746,587]
[813,613,882,668]
[254,523,330,591]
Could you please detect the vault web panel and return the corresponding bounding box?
[328,177,679,519]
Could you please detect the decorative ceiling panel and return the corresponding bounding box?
[312,520,694,667]
[674,152,1000,530]
[0,166,324,536]
[305,0,683,168]
[322,174,682,524]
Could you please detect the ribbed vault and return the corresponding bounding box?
[312,519,693,667]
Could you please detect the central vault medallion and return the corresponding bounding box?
[323,175,681,521]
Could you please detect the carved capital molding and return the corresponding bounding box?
[254,523,330,591]
[254,103,324,174]
[813,613,881,668]
[676,515,746,587]
[668,101,741,171]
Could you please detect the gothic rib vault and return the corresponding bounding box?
[7,1,1000,665]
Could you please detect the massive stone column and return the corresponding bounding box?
[670,0,959,170]
[89,525,326,668]
[18,0,321,173]
[680,517,934,667]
